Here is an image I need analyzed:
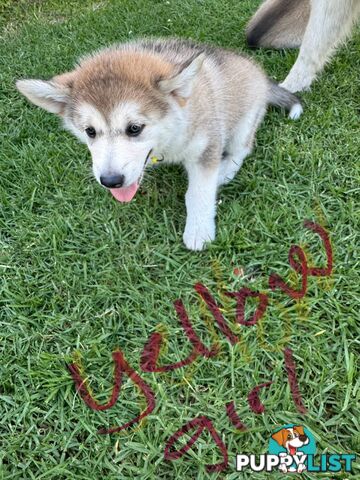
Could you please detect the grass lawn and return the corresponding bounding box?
[1,0,359,478]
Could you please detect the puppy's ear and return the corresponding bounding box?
[157,52,205,99]
[294,425,305,436]
[271,429,286,446]
[16,71,75,115]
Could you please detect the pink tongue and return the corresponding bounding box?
[110,182,139,202]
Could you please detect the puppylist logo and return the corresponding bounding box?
[236,424,356,474]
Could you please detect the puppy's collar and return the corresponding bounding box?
[149,154,165,167]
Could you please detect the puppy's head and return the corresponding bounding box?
[272,426,309,453]
[16,48,204,202]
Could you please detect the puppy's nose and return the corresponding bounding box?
[299,435,307,442]
[100,174,125,188]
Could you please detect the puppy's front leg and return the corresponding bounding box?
[183,154,220,251]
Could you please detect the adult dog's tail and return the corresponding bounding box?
[246,0,310,49]
[268,82,303,119]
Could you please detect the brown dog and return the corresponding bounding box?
[272,425,309,472]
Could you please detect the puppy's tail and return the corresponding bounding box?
[268,82,303,119]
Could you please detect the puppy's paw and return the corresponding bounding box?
[279,464,288,473]
[217,164,239,186]
[183,220,215,251]
[297,463,307,473]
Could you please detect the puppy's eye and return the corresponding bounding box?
[85,127,96,138]
[287,434,292,439]
[126,123,144,137]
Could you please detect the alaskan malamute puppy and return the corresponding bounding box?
[246,0,360,92]
[17,38,302,250]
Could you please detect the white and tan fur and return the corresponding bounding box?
[247,0,360,92]
[272,426,310,473]
[16,38,302,250]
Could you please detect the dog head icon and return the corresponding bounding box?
[271,425,309,455]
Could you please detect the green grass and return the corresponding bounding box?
[1,0,359,478]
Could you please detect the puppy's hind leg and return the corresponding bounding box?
[217,105,266,187]
[281,0,360,92]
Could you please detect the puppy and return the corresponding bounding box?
[246,0,360,92]
[272,425,310,473]
[16,38,302,250]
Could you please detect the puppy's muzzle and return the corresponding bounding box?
[100,174,125,188]
[299,435,308,442]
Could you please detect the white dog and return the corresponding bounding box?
[246,0,360,92]
[16,38,302,250]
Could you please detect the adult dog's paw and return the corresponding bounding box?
[183,220,215,251]
[280,73,313,93]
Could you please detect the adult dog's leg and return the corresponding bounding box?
[281,0,360,92]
